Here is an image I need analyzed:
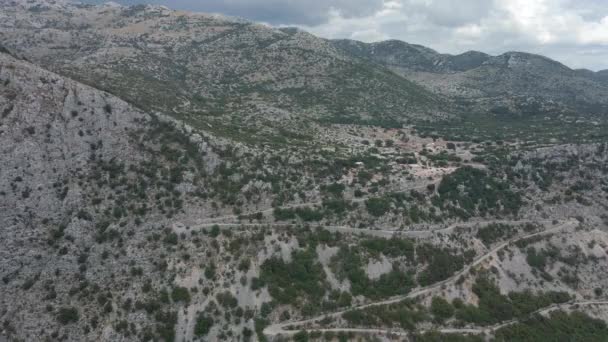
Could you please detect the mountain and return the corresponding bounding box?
[332,39,608,122]
[0,49,211,341]
[332,39,491,73]
[3,1,608,342]
[589,69,608,84]
[0,0,449,145]
[3,0,607,143]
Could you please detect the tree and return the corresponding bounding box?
[194,313,213,336]
[431,297,455,320]
[293,331,309,342]
[171,286,191,304]
[57,307,79,325]
[365,197,391,217]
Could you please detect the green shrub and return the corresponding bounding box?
[495,311,608,342]
[294,207,324,222]
[293,330,309,342]
[322,199,351,215]
[260,248,327,307]
[365,197,391,217]
[163,232,178,245]
[476,223,516,246]
[525,247,547,269]
[254,318,269,342]
[417,245,466,286]
[455,276,572,326]
[204,264,216,279]
[438,167,522,218]
[431,297,454,319]
[273,207,296,221]
[155,311,177,342]
[413,331,483,342]
[57,307,79,325]
[331,246,413,299]
[209,225,220,238]
[194,313,214,336]
[342,299,427,330]
[361,237,415,259]
[273,207,324,222]
[171,286,190,304]
[216,291,238,309]
[322,183,345,197]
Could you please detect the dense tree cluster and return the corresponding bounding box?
[437,167,522,218]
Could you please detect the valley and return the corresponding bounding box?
[1,1,608,341]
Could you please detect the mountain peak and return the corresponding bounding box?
[488,51,572,73]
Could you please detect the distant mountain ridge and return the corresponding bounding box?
[332,39,491,73]
[1,0,607,141]
[4,2,608,342]
[332,38,607,79]
[0,0,450,145]
[332,39,608,119]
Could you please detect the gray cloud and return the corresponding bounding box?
[302,0,608,70]
[82,0,383,25]
[563,0,608,21]
[404,0,495,28]
[192,0,384,25]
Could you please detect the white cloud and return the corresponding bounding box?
[454,24,482,40]
[579,16,608,44]
[300,0,608,70]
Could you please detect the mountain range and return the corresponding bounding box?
[3,1,608,342]
[2,0,607,144]
[333,39,608,118]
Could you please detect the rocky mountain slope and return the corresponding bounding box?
[0,48,218,342]
[3,46,608,341]
[3,1,608,342]
[4,0,608,144]
[0,0,449,145]
[332,39,491,74]
[332,39,608,121]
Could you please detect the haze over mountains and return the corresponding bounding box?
[3,1,608,342]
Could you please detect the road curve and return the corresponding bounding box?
[263,219,577,337]
[272,301,608,337]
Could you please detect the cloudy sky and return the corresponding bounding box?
[85,0,608,70]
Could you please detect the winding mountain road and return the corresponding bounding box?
[272,301,608,338]
[263,219,578,337]
[179,218,559,240]
[194,184,430,224]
